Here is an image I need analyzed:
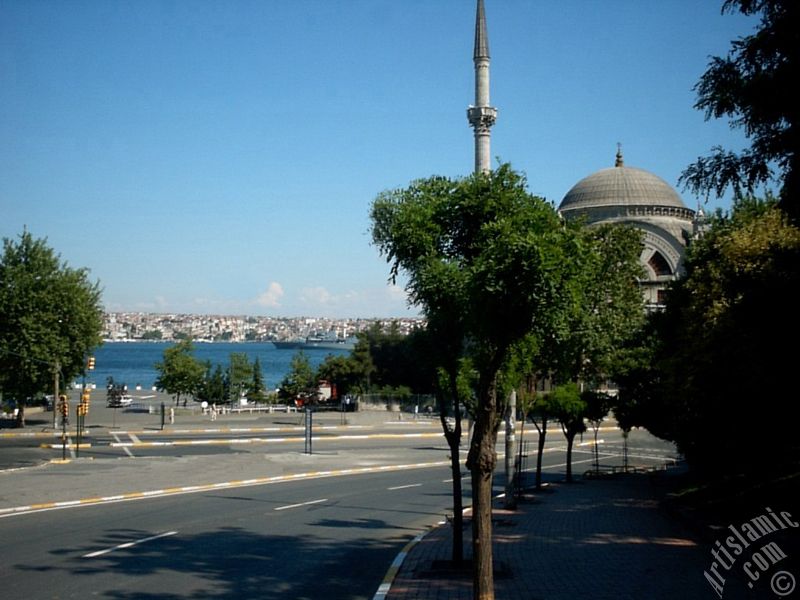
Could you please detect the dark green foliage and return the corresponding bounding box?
[550,383,587,483]
[0,231,103,419]
[315,322,436,397]
[279,351,318,403]
[228,352,253,404]
[154,339,205,406]
[681,0,800,219]
[197,362,228,405]
[249,356,267,403]
[371,164,576,592]
[632,198,800,471]
[537,223,645,387]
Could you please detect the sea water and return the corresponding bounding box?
[86,342,349,392]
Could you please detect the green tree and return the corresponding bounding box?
[315,325,437,399]
[0,231,103,427]
[680,0,800,220]
[528,387,553,490]
[513,223,643,484]
[249,356,267,403]
[646,197,800,471]
[228,352,253,405]
[371,164,574,599]
[316,354,361,397]
[583,390,612,474]
[197,362,228,405]
[154,339,205,406]
[608,320,661,472]
[549,383,587,483]
[507,336,552,491]
[542,223,645,387]
[279,351,318,404]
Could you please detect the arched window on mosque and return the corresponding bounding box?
[648,251,673,277]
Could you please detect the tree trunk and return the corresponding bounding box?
[14,403,25,428]
[535,415,547,489]
[593,424,600,474]
[503,390,516,509]
[466,375,499,600]
[622,429,630,472]
[565,431,575,483]
[438,372,464,564]
[447,431,464,563]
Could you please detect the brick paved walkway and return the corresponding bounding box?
[384,472,729,600]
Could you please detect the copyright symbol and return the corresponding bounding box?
[771,571,796,597]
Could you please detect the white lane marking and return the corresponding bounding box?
[83,531,178,558]
[387,484,422,491]
[0,460,451,518]
[128,433,141,444]
[274,498,328,512]
[112,433,134,457]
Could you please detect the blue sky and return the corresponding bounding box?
[1,1,756,318]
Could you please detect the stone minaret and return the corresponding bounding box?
[467,0,497,174]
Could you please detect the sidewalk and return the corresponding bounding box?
[383,470,762,600]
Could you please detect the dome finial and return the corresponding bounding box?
[615,143,624,167]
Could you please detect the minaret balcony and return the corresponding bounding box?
[467,106,498,131]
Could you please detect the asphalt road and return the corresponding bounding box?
[0,404,680,600]
[0,465,463,600]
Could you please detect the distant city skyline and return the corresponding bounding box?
[102,311,424,343]
[2,2,758,317]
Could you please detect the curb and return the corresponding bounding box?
[373,528,435,600]
[372,489,515,599]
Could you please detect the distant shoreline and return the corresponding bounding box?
[101,339,272,344]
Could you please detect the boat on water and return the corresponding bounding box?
[271,333,357,351]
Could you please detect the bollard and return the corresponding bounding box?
[304,406,313,454]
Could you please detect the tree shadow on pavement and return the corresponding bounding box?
[15,525,400,600]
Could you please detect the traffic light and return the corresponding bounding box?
[80,389,91,415]
[87,356,95,371]
[58,394,69,417]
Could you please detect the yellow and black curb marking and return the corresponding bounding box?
[0,460,450,519]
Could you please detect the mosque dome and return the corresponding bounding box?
[558,147,689,216]
[557,147,698,310]
[559,164,687,214]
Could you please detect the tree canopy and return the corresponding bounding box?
[629,197,800,471]
[278,351,318,404]
[0,231,103,422]
[154,339,205,406]
[680,0,800,219]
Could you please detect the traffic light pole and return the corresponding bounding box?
[76,404,81,457]
[76,356,95,457]
[53,360,60,431]
[59,395,68,461]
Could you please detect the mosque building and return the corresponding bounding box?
[558,146,699,308]
[469,0,704,310]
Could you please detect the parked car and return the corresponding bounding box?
[107,394,133,408]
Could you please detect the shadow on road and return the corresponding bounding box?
[17,525,401,599]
